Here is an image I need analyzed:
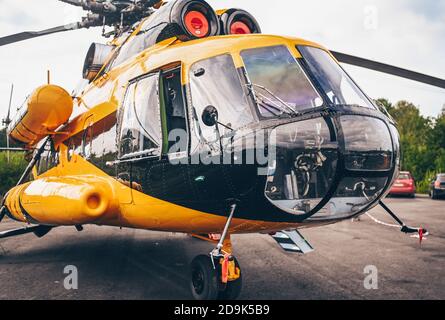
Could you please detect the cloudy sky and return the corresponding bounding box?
[0,0,444,122]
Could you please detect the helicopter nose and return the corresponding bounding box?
[265,115,398,221]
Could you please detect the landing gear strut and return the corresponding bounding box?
[190,204,242,300]
[379,201,428,235]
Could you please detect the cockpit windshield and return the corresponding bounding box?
[241,45,323,117]
[298,46,375,109]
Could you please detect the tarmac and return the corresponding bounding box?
[0,196,444,300]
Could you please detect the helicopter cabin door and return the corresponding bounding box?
[144,67,194,204]
[117,72,163,203]
[116,67,193,207]
[160,67,188,158]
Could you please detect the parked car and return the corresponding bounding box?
[429,174,445,200]
[389,171,416,198]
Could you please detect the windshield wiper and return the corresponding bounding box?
[247,83,300,117]
[257,100,286,117]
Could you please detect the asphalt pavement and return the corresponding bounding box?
[0,196,444,300]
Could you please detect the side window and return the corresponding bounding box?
[37,139,59,176]
[82,123,93,160]
[119,73,162,158]
[67,132,83,162]
[189,54,255,143]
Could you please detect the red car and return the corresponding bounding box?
[389,172,416,198]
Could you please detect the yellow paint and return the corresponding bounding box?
[8,176,118,225]
[215,9,228,15]
[4,154,300,234]
[8,85,73,146]
[64,35,326,146]
[5,33,332,235]
[223,259,241,282]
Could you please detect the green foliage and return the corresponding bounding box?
[0,128,20,149]
[380,100,445,194]
[0,151,28,197]
[1,128,28,197]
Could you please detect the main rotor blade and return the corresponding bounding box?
[0,22,82,47]
[331,51,445,89]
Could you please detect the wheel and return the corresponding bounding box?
[190,255,219,300]
[431,190,437,200]
[218,257,242,300]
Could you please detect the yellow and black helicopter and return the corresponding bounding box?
[1,0,444,300]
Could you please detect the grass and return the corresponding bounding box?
[0,152,28,197]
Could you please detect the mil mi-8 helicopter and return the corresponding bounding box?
[1,0,444,300]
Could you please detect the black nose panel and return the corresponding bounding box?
[265,117,338,215]
[265,115,397,221]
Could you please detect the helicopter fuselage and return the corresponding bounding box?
[4,34,400,235]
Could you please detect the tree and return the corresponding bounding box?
[376,98,394,114]
[0,128,27,196]
[381,99,445,193]
[429,114,445,173]
[0,128,21,149]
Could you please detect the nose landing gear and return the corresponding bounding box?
[190,251,242,300]
[190,204,242,300]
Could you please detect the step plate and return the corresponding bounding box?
[272,230,314,254]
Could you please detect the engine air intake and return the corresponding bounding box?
[218,9,262,35]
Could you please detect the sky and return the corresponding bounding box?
[0,0,444,123]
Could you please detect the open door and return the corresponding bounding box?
[116,72,162,204]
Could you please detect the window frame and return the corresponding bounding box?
[81,116,95,160]
[36,138,59,176]
[188,53,257,145]
[240,44,325,120]
[118,71,163,161]
[296,45,377,111]
[160,66,190,156]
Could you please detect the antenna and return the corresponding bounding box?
[3,84,13,127]
[2,84,14,162]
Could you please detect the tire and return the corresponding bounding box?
[218,257,242,300]
[431,190,438,200]
[190,255,219,300]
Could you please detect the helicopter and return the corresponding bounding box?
[0,0,444,300]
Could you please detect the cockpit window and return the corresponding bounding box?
[298,46,375,109]
[341,116,393,171]
[190,54,255,144]
[241,45,323,117]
